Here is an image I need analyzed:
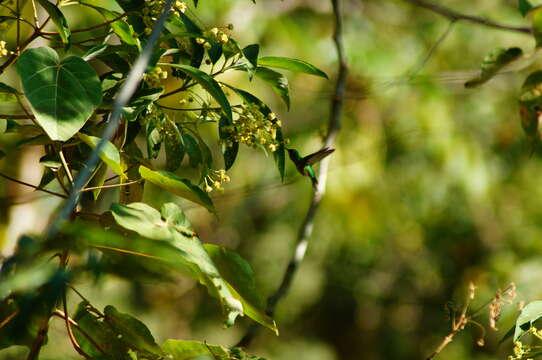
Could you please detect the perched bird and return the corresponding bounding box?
[287,147,335,188]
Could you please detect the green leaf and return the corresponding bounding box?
[258,56,328,79]
[161,340,231,359]
[36,0,71,45]
[158,63,232,121]
[255,67,290,109]
[103,305,162,357]
[139,166,214,211]
[243,45,260,68]
[110,203,242,325]
[205,244,277,333]
[519,0,534,16]
[223,142,239,170]
[0,82,20,102]
[465,47,523,88]
[89,163,108,200]
[181,132,202,168]
[73,302,124,358]
[0,261,57,300]
[84,5,140,48]
[519,71,542,144]
[533,8,542,48]
[16,47,102,141]
[164,121,185,172]
[78,133,126,178]
[514,301,542,340]
[162,340,265,360]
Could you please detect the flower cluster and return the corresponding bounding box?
[204,169,230,193]
[196,26,231,49]
[142,0,187,35]
[144,66,167,88]
[223,104,282,152]
[0,41,12,58]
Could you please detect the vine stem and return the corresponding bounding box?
[236,0,348,347]
[397,0,532,34]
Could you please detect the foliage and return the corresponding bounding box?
[0,0,327,358]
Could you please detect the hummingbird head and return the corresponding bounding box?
[287,148,300,161]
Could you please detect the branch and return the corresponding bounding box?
[236,0,348,348]
[0,172,68,198]
[398,0,532,34]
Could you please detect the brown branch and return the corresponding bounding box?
[398,0,532,34]
[52,309,107,356]
[62,291,90,358]
[26,315,50,360]
[0,310,18,329]
[236,0,348,348]
[0,172,68,198]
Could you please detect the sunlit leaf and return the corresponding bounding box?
[161,340,265,360]
[16,47,102,141]
[110,203,243,326]
[78,133,126,178]
[514,301,542,340]
[205,244,277,333]
[36,0,71,45]
[258,56,328,78]
[84,4,140,48]
[139,166,214,211]
[255,67,290,109]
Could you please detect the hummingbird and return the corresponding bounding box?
[287,147,335,188]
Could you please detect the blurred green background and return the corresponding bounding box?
[2,0,542,359]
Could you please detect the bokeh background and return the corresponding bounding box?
[1,0,542,359]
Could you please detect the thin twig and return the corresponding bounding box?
[26,315,50,360]
[407,19,456,79]
[52,309,107,356]
[58,148,74,185]
[398,0,532,34]
[40,12,129,36]
[0,172,68,198]
[81,179,143,192]
[236,0,348,347]
[0,310,18,329]
[62,291,90,358]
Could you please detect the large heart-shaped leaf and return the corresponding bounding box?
[16,47,102,141]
